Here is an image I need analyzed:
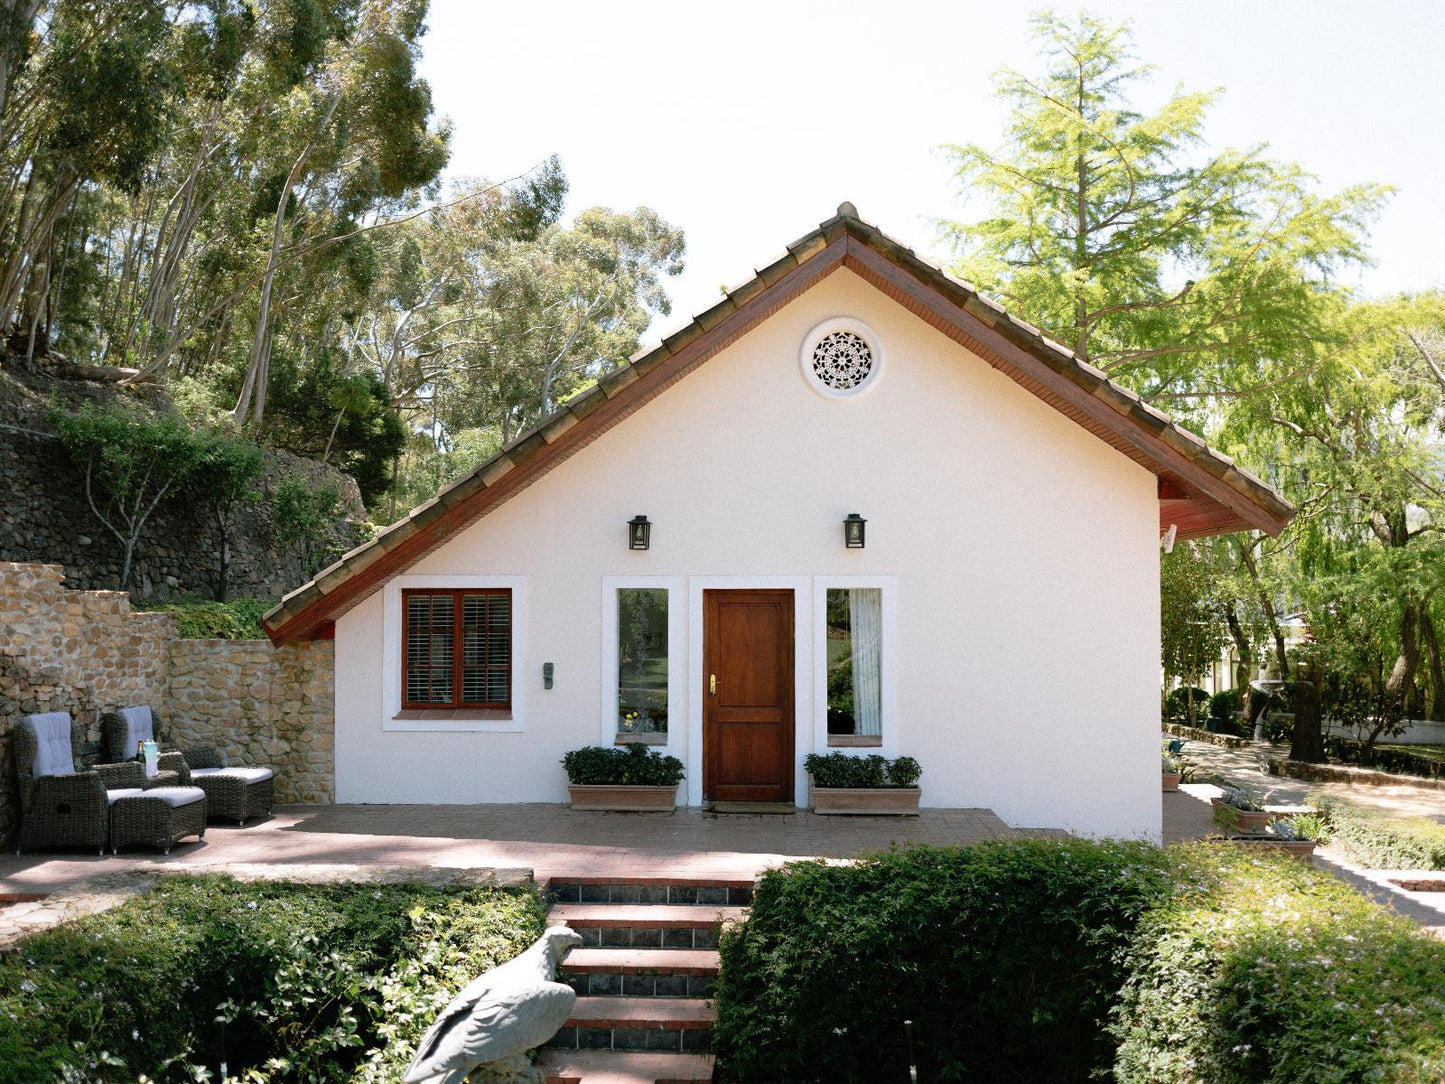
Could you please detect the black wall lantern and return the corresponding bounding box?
[628,515,652,550]
[843,512,867,549]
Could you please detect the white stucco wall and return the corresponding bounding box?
[333,268,1162,840]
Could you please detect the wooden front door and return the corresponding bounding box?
[703,589,795,803]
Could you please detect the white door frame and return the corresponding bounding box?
[687,576,813,807]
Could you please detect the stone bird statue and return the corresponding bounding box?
[403,924,583,1084]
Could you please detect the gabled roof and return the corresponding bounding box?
[262,203,1293,644]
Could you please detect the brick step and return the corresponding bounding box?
[549,996,714,1053]
[562,949,719,999]
[547,877,753,907]
[564,948,719,975]
[552,904,744,950]
[538,1048,714,1083]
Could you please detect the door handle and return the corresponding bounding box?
[709,673,716,696]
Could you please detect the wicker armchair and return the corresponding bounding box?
[103,705,274,825]
[14,712,112,856]
[184,745,274,825]
[100,707,190,782]
[98,761,207,854]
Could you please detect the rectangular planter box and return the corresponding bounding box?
[810,785,921,815]
[1216,838,1317,862]
[1211,797,1272,835]
[567,784,678,812]
[1162,772,1181,792]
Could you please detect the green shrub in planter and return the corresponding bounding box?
[1163,685,1211,723]
[803,752,921,788]
[561,742,685,787]
[1208,686,1244,721]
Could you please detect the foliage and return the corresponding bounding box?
[714,841,1445,1083]
[561,742,684,787]
[190,427,265,600]
[1322,735,1445,781]
[48,402,207,588]
[268,472,349,577]
[1209,687,1244,720]
[803,752,921,788]
[0,874,546,1084]
[134,597,274,639]
[938,10,1386,404]
[1316,794,1445,869]
[261,354,405,509]
[1111,845,1445,1083]
[1217,785,1264,812]
[1163,685,1212,725]
[714,839,1177,1083]
[1160,543,1229,715]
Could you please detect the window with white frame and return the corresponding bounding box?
[825,587,882,741]
[617,587,668,739]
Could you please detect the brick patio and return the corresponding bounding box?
[0,802,1036,899]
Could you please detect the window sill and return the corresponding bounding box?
[615,732,668,746]
[386,709,521,733]
[828,734,882,748]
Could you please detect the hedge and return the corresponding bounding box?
[713,841,1445,1083]
[1112,846,1445,1083]
[0,875,546,1083]
[1316,794,1445,869]
[1323,735,1445,781]
[714,839,1175,1083]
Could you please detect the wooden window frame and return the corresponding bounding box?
[401,588,512,711]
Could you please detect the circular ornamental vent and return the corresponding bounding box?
[799,318,883,399]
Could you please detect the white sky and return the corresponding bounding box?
[419,0,1445,342]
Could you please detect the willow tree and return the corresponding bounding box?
[938,10,1386,410]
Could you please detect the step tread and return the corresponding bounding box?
[567,996,716,1030]
[553,904,746,928]
[564,948,719,976]
[539,1048,714,1083]
[546,875,754,888]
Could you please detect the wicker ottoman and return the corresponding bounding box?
[109,787,208,854]
[188,763,275,825]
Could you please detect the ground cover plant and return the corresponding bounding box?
[713,840,1445,1083]
[1316,794,1445,869]
[0,875,546,1083]
[135,597,276,639]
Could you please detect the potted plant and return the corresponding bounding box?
[1210,786,1271,835]
[805,752,922,815]
[562,742,684,811]
[1161,753,1182,792]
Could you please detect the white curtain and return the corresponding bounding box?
[848,588,883,737]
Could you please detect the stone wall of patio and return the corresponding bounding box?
[0,562,334,850]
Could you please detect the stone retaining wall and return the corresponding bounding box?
[1,563,335,849]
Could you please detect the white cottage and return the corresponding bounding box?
[262,204,1291,841]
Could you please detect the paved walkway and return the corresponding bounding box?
[1,803,1027,899]
[1176,739,1445,823]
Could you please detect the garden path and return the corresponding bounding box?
[1166,739,1445,936]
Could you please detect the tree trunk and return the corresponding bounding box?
[1422,611,1444,722]
[1237,537,1289,679]
[1384,600,1421,706]
[214,509,230,603]
[1290,670,1325,762]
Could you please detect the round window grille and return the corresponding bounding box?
[799,317,883,399]
[810,330,873,391]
